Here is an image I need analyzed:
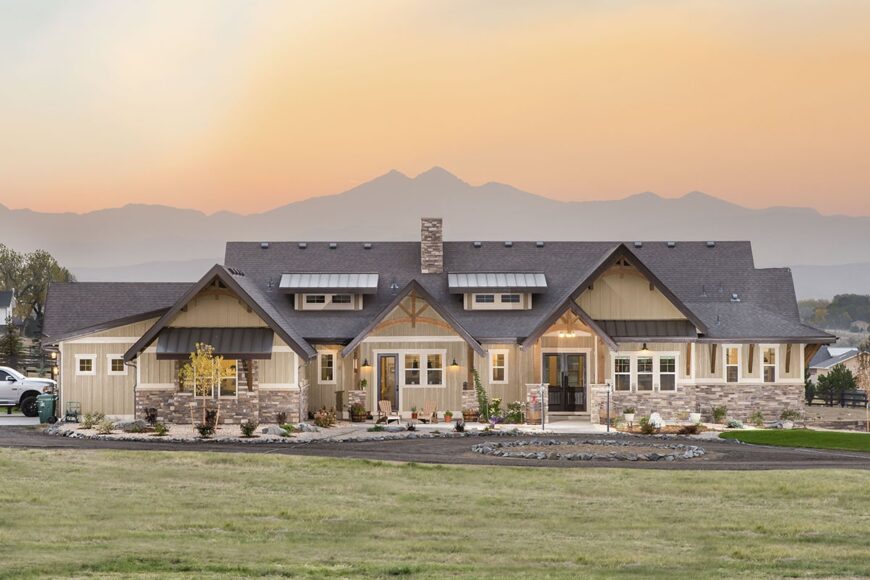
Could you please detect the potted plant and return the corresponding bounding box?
[411,406,418,420]
[462,407,479,422]
[359,379,368,390]
[444,410,453,423]
[349,402,367,423]
[623,406,636,423]
[688,411,702,424]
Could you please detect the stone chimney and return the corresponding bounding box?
[420,217,443,274]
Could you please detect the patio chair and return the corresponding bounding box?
[378,400,401,424]
[417,400,437,424]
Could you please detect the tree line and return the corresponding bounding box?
[0,244,74,334]
[799,294,870,332]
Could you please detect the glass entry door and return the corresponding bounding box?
[378,354,399,411]
[543,353,587,412]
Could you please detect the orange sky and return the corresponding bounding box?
[1,0,868,215]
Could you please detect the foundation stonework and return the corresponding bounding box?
[589,383,805,423]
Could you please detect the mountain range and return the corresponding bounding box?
[2,167,869,300]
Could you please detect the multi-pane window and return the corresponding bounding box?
[763,347,776,383]
[725,347,739,383]
[107,356,126,375]
[659,356,676,391]
[475,294,495,304]
[331,294,352,304]
[426,354,443,386]
[305,295,326,304]
[614,357,631,391]
[219,359,238,397]
[404,354,421,385]
[76,356,96,375]
[637,357,654,390]
[319,352,335,383]
[490,351,507,383]
[501,294,521,303]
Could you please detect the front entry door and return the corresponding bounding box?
[543,353,586,412]
[378,354,399,411]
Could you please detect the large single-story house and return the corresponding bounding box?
[42,218,835,424]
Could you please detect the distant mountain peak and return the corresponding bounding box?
[414,166,466,185]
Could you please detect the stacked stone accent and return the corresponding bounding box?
[461,390,478,412]
[589,383,805,423]
[420,217,443,274]
[348,389,367,409]
[525,384,548,423]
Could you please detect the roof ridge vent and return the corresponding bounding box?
[667,241,676,248]
[363,243,372,250]
[706,241,716,248]
[504,241,513,247]
[227,267,245,277]
[633,241,643,248]
[329,242,338,249]
[473,241,482,248]
[298,242,307,249]
[730,292,741,303]
[260,242,270,249]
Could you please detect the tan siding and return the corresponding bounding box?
[577,270,686,320]
[139,352,176,385]
[780,344,803,379]
[259,351,297,385]
[61,343,135,416]
[743,344,761,379]
[695,344,722,380]
[75,318,159,339]
[368,296,456,337]
[169,292,267,327]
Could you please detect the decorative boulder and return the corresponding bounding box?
[774,420,794,430]
[649,412,664,429]
[296,423,319,432]
[116,419,149,432]
[261,426,287,436]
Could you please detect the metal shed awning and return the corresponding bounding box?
[279,273,379,294]
[447,272,547,293]
[156,327,275,359]
[596,319,697,341]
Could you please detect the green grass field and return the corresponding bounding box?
[1,449,869,578]
[720,428,870,452]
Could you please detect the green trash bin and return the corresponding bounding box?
[37,393,58,424]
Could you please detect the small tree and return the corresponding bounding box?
[472,369,490,421]
[815,363,857,406]
[0,317,24,368]
[178,343,236,426]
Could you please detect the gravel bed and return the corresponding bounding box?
[472,438,706,461]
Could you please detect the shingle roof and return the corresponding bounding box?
[224,240,835,344]
[42,282,191,341]
[809,347,859,369]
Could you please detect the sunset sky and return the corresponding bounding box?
[1,0,868,215]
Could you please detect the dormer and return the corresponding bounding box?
[448,272,547,311]
[279,273,378,311]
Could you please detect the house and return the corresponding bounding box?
[0,290,16,324]
[42,218,835,424]
[808,346,868,390]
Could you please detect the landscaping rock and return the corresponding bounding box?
[116,419,149,431]
[261,426,287,436]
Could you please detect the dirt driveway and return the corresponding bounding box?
[2,426,869,470]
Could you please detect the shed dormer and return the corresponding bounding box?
[279,273,378,311]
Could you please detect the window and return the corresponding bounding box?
[426,354,443,386]
[475,294,495,304]
[331,294,352,304]
[76,355,96,376]
[762,347,776,383]
[404,354,421,385]
[219,359,237,397]
[725,347,740,383]
[659,356,676,391]
[490,350,508,383]
[614,357,631,391]
[637,357,653,390]
[306,295,326,304]
[318,352,336,384]
[107,356,127,376]
[501,294,521,303]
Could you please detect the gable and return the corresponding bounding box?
[169,286,268,328]
[369,293,459,338]
[577,263,687,321]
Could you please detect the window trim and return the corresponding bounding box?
[400,349,447,388]
[500,294,521,304]
[658,355,677,391]
[305,294,327,304]
[75,354,96,376]
[474,294,496,304]
[724,344,741,384]
[614,356,631,391]
[761,344,778,383]
[106,354,127,376]
[489,349,509,384]
[636,356,654,391]
[318,351,337,384]
[610,351,680,393]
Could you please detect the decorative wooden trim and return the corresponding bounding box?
[748,344,755,374]
[685,343,692,377]
[710,344,718,374]
[372,317,454,333]
[785,344,792,374]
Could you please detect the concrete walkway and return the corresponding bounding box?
[0,415,40,426]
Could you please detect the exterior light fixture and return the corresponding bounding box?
[50,352,57,360]
[450,358,459,367]
[640,343,652,356]
[361,359,371,369]
[52,366,58,376]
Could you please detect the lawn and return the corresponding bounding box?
[1,449,869,578]
[720,428,870,452]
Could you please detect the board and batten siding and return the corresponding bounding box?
[168,291,267,327]
[577,270,686,320]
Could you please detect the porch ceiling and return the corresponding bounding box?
[156,327,275,359]
[596,319,697,341]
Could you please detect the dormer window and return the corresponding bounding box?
[501,294,521,304]
[331,294,352,304]
[466,292,531,310]
[475,294,495,304]
[297,293,361,311]
[306,295,326,304]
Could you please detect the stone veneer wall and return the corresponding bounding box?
[420,217,443,274]
[134,360,307,424]
[461,390,478,411]
[588,383,805,423]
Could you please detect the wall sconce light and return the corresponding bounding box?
[361,359,371,369]
[52,366,58,376]
[450,358,459,367]
[50,351,57,360]
[639,343,652,356]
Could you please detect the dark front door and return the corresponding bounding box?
[543,353,586,412]
[378,354,399,411]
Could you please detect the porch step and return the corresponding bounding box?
[547,412,591,423]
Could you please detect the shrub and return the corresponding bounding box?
[153,422,169,437]
[280,423,297,435]
[314,407,337,428]
[638,416,656,435]
[276,411,287,425]
[623,406,636,415]
[488,398,503,418]
[240,419,259,438]
[80,413,95,429]
[677,423,701,435]
[505,401,524,424]
[96,419,114,435]
[712,406,728,424]
[780,408,802,421]
[367,424,385,432]
[473,369,490,420]
[144,407,158,426]
[815,363,857,404]
[749,410,765,427]
[726,419,744,429]
[195,423,214,438]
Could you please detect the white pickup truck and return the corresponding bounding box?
[0,367,56,417]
